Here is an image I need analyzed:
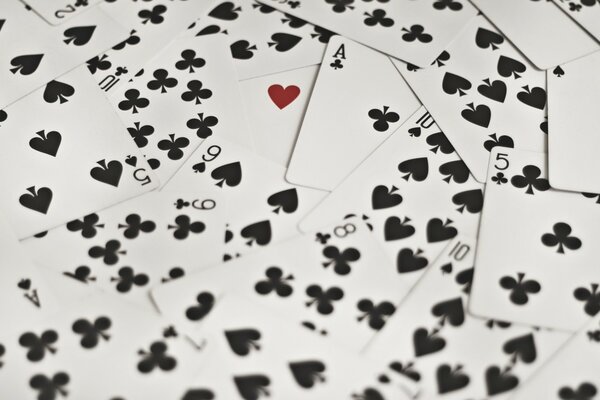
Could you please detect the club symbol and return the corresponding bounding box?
[541,222,582,254]
[86,55,111,74]
[19,330,59,361]
[176,49,206,73]
[325,0,354,13]
[118,213,156,239]
[574,283,600,317]
[255,267,294,297]
[330,59,344,70]
[118,89,149,114]
[157,134,190,160]
[112,29,140,51]
[500,273,541,305]
[30,372,69,400]
[510,165,550,195]
[181,80,212,104]
[558,382,597,400]
[127,122,154,148]
[137,341,177,373]
[72,316,111,349]
[66,213,104,238]
[147,68,178,93]
[364,9,395,27]
[315,232,331,244]
[161,267,185,283]
[389,361,421,382]
[88,240,126,265]
[433,0,463,10]
[186,292,215,321]
[368,106,400,132]
[110,267,149,293]
[401,25,432,43]
[491,172,508,185]
[322,246,361,276]
[305,284,344,315]
[63,266,96,284]
[187,113,219,139]
[357,299,396,330]
[138,5,167,24]
[168,215,205,240]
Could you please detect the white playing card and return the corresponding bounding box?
[21,0,103,25]
[547,50,600,194]
[0,0,126,108]
[511,313,600,400]
[553,0,600,43]
[239,64,319,166]
[192,0,330,80]
[0,66,158,239]
[364,236,569,400]
[469,148,600,331]
[300,106,484,294]
[398,16,547,183]
[470,0,599,69]
[257,0,478,67]
[287,36,421,191]
[110,34,253,188]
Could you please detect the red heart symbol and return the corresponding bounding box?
[268,84,300,109]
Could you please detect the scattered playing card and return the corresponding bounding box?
[21,0,103,25]
[553,0,600,43]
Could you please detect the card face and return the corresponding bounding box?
[300,106,484,293]
[191,0,330,80]
[0,0,126,108]
[0,66,158,239]
[512,313,600,400]
[152,220,415,354]
[239,64,319,166]
[471,0,599,69]
[175,295,416,399]
[469,148,600,331]
[110,34,253,188]
[553,0,600,42]
[547,51,600,193]
[286,36,421,191]
[364,237,569,400]
[399,16,547,183]
[21,0,103,25]
[256,0,477,67]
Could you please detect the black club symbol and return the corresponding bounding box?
[569,3,582,11]
[433,0,463,10]
[176,49,206,73]
[111,267,149,293]
[330,59,344,70]
[161,267,185,283]
[364,9,395,27]
[187,113,219,139]
[559,382,597,400]
[500,273,541,305]
[88,240,126,265]
[138,5,167,24]
[574,283,600,317]
[157,134,190,160]
[118,89,149,114]
[305,284,344,315]
[137,341,177,373]
[325,0,354,13]
[19,330,59,361]
[127,122,154,148]
[168,215,205,239]
[321,245,361,276]
[118,213,156,239]
[491,172,508,185]
[72,316,111,348]
[541,222,582,254]
[147,69,178,93]
[86,55,111,74]
[186,292,215,321]
[401,25,433,43]
[356,299,396,330]
[181,80,212,104]
[66,213,103,238]
[511,165,550,195]
[315,232,331,244]
[255,266,294,297]
[30,372,69,400]
[368,106,400,132]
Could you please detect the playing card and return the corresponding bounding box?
[0,66,158,239]
[398,16,547,183]
[300,106,484,293]
[287,36,421,191]
[21,0,103,25]
[470,0,599,69]
[553,0,600,43]
[173,294,416,399]
[469,148,600,331]
[364,237,569,400]
[191,0,330,80]
[511,312,600,400]
[256,0,478,67]
[0,0,126,108]
[110,33,253,188]
[239,64,319,166]
[547,50,600,193]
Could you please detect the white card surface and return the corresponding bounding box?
[21,0,103,25]
[287,36,421,191]
[553,0,600,43]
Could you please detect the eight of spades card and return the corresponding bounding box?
[0,66,158,239]
[398,15,547,183]
[469,148,600,331]
[553,0,600,43]
[364,237,569,400]
[257,0,478,67]
[111,34,253,188]
[300,106,484,296]
[193,0,331,80]
[286,36,421,191]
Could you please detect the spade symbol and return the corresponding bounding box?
[208,2,241,20]
[436,364,470,394]
[431,297,465,327]
[211,162,242,187]
[398,157,429,181]
[10,54,44,75]
[268,33,302,52]
[461,103,491,128]
[497,55,527,79]
[29,130,61,157]
[234,375,271,400]
[63,26,96,46]
[485,366,518,396]
[477,78,507,103]
[289,360,326,388]
[267,188,298,214]
[230,40,257,60]
[19,186,53,214]
[371,185,402,210]
[517,85,547,110]
[397,248,428,273]
[241,220,272,246]
[90,159,123,187]
[452,189,484,214]
[553,66,565,77]
[413,327,446,356]
[475,27,504,50]
[43,80,75,104]
[426,218,457,243]
[225,329,261,356]
[442,72,472,96]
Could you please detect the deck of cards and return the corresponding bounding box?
[1,0,599,399]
